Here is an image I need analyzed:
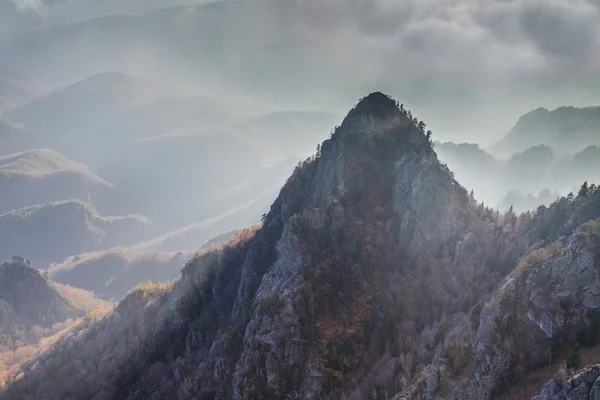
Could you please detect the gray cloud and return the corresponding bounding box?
[2,0,599,142]
[11,0,45,14]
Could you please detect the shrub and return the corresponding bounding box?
[574,220,600,246]
[554,363,569,384]
[511,241,564,277]
[259,293,285,319]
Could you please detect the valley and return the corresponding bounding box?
[1,2,599,399]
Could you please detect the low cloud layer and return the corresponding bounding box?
[3,0,599,142]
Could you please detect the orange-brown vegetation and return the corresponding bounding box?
[0,283,112,393]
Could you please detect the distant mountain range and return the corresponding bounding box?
[0,116,25,154]
[4,72,182,161]
[0,69,41,114]
[1,71,335,235]
[490,106,600,158]
[0,149,113,213]
[0,199,151,268]
[49,248,190,302]
[48,226,241,303]
[6,93,600,400]
[436,141,600,210]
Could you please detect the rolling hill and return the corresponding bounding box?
[0,255,77,346]
[0,199,151,268]
[49,248,190,301]
[0,149,113,213]
[5,72,181,161]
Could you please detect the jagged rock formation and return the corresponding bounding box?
[4,93,600,400]
[533,365,600,400]
[463,221,600,399]
[3,93,505,400]
[0,255,77,345]
[0,199,151,268]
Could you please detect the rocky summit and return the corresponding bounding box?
[3,93,600,400]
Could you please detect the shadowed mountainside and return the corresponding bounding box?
[0,255,78,346]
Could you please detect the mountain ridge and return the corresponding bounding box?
[1,92,490,399]
[4,93,600,400]
[0,255,78,346]
[0,149,113,213]
[490,105,600,158]
[0,199,152,268]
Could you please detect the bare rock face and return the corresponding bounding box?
[455,232,477,263]
[466,225,600,399]
[532,365,600,400]
[392,153,470,258]
[0,93,495,400]
[229,93,474,399]
[233,222,320,399]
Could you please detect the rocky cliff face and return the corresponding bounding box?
[533,365,600,400]
[4,93,496,400]
[0,255,77,345]
[228,94,476,399]
[153,92,478,399]
[7,93,600,400]
[464,221,600,399]
[395,218,600,400]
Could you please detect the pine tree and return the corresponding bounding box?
[578,182,589,198]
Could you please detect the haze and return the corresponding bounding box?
[2,2,600,398]
[0,0,598,270]
[2,0,599,140]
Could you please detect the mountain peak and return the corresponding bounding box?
[0,92,474,400]
[351,91,400,120]
[328,93,432,156]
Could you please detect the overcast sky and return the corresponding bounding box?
[3,0,600,144]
